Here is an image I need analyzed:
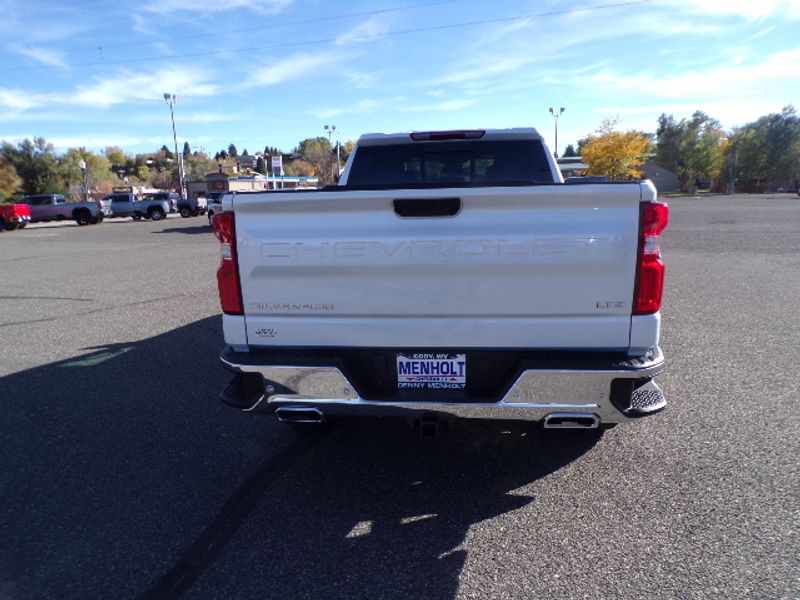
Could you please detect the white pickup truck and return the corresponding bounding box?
[212,128,668,430]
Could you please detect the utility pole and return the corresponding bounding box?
[79,159,88,201]
[548,107,565,158]
[324,124,339,180]
[164,93,186,199]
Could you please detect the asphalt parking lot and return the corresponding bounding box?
[1,196,798,599]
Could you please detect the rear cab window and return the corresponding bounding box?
[347,139,556,186]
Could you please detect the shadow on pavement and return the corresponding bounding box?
[0,317,602,599]
[156,225,211,235]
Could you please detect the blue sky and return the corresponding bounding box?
[1,0,798,157]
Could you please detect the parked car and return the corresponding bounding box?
[141,191,180,213]
[0,203,32,231]
[178,196,208,218]
[102,193,170,221]
[24,194,111,225]
[206,192,225,224]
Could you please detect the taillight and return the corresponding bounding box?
[633,202,669,315]
[410,130,485,141]
[99,200,104,209]
[212,212,243,315]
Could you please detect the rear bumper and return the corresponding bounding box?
[219,346,666,425]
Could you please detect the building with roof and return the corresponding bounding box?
[556,156,678,192]
[187,168,319,198]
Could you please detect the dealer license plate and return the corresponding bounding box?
[396,353,466,389]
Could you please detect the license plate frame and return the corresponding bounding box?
[396,353,467,390]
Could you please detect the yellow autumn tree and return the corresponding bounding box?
[581,118,651,180]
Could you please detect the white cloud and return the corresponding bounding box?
[0,89,45,111]
[130,111,236,125]
[401,99,475,112]
[71,67,219,107]
[47,135,166,149]
[656,0,800,20]
[343,70,377,89]
[141,0,292,14]
[308,107,347,119]
[10,45,68,69]
[335,18,392,46]
[586,48,800,101]
[242,53,345,89]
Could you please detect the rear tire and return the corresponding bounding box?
[89,216,100,225]
[3,220,17,231]
[179,207,191,218]
[132,213,142,220]
[149,209,165,222]
[74,211,90,226]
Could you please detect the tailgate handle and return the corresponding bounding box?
[393,197,461,218]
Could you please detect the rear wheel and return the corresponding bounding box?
[179,207,192,218]
[89,216,100,225]
[3,220,17,231]
[18,222,28,229]
[74,211,91,226]
[132,213,142,220]
[149,209,165,221]
[191,209,200,217]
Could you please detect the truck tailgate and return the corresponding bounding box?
[233,184,642,349]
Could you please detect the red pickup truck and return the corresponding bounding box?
[0,203,31,231]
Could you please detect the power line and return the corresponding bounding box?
[0,0,653,73]
[75,0,462,52]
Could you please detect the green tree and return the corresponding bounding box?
[134,165,150,182]
[339,140,356,165]
[228,143,238,158]
[656,111,728,191]
[581,119,650,181]
[293,137,334,182]
[182,151,217,182]
[104,146,126,167]
[1,137,61,195]
[283,159,316,177]
[60,148,114,199]
[562,144,577,157]
[726,105,800,191]
[0,154,22,201]
[183,141,191,159]
[255,156,266,174]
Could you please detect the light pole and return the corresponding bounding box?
[324,124,340,178]
[164,93,186,199]
[79,159,88,201]
[548,107,565,158]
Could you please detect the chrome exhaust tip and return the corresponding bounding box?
[543,413,600,429]
[275,407,325,424]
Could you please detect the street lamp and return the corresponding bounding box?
[548,107,565,158]
[79,159,88,201]
[324,124,340,177]
[164,93,186,199]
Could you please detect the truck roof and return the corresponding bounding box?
[357,127,543,146]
